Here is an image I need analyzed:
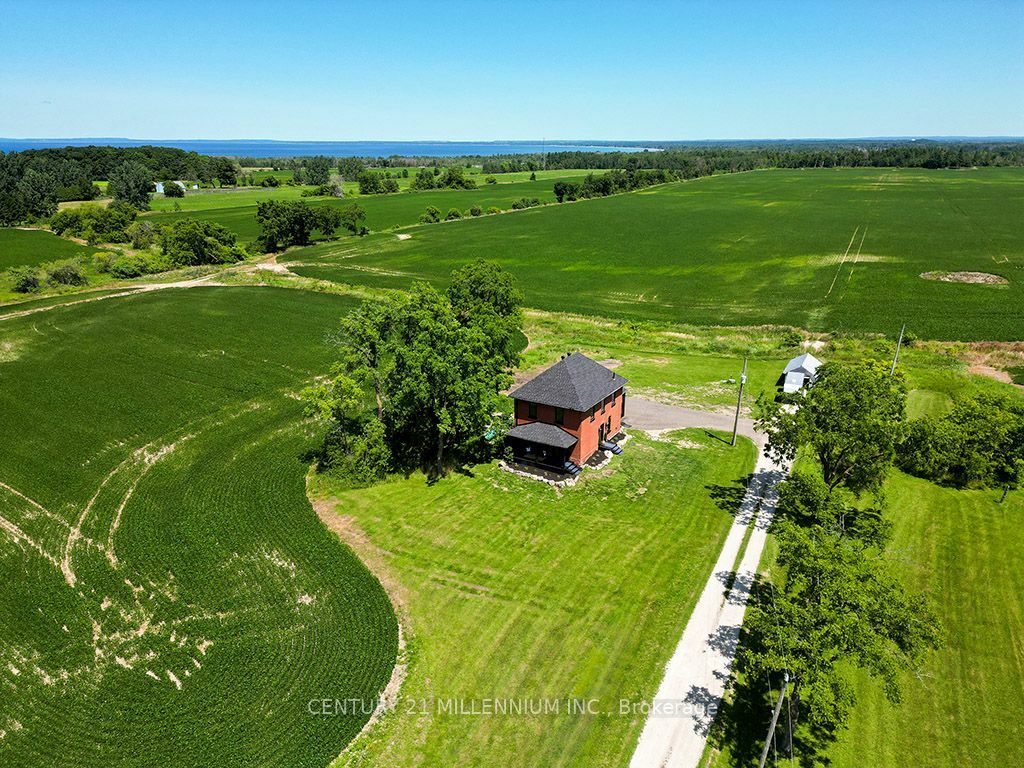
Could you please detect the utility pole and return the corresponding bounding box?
[890,323,906,377]
[758,672,790,768]
[731,357,748,446]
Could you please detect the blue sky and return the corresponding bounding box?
[1,0,1021,140]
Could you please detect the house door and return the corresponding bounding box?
[599,424,606,443]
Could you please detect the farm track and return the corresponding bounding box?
[0,274,227,322]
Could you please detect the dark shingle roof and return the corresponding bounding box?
[510,353,628,411]
[506,421,578,449]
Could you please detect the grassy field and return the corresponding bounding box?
[0,287,397,767]
[705,470,1024,768]
[0,228,95,271]
[283,168,1024,341]
[315,429,757,767]
[144,175,585,242]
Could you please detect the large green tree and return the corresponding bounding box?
[108,161,154,209]
[741,523,942,740]
[305,155,332,186]
[385,282,508,473]
[757,361,906,495]
[446,259,524,372]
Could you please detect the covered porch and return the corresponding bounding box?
[505,422,579,474]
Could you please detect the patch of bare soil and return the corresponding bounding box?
[955,342,1024,387]
[597,358,623,369]
[395,233,412,240]
[969,364,1014,384]
[921,271,1008,285]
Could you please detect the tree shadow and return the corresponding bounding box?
[707,473,755,517]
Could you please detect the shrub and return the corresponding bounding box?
[469,205,482,217]
[49,201,138,244]
[45,260,87,287]
[301,184,339,197]
[511,197,541,210]
[126,220,157,249]
[486,206,501,215]
[485,176,497,184]
[260,175,281,187]
[780,329,804,347]
[419,205,442,224]
[108,254,150,278]
[93,252,114,273]
[9,267,42,293]
[163,182,185,198]
[445,208,463,221]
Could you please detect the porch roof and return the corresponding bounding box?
[506,421,578,450]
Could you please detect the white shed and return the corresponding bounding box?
[781,353,822,393]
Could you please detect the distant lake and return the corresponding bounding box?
[0,138,658,158]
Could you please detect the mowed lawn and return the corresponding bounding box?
[284,168,1024,341]
[144,174,586,242]
[0,287,397,768]
[0,228,94,271]
[706,471,1024,768]
[317,430,757,767]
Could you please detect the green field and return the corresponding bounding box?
[283,168,1024,341]
[316,429,756,767]
[0,228,95,271]
[706,471,1024,768]
[0,288,397,767]
[144,175,584,242]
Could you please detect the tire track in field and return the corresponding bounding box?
[824,225,861,298]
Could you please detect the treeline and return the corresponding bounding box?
[484,142,1024,174]
[553,168,674,202]
[0,145,238,224]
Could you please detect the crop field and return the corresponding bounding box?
[283,168,1024,341]
[0,287,397,767]
[705,471,1024,768]
[0,228,94,271]
[144,174,587,242]
[315,429,757,767]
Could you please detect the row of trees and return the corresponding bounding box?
[410,166,476,190]
[302,260,523,483]
[255,200,366,250]
[733,362,942,759]
[553,168,674,202]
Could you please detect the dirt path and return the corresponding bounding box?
[309,490,409,762]
[626,397,788,768]
[0,275,226,323]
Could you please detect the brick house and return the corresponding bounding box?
[506,353,627,474]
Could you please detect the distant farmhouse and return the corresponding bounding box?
[779,352,822,393]
[507,353,627,476]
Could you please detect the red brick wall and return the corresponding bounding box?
[514,387,625,465]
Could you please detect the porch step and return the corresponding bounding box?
[562,460,582,476]
[600,441,624,455]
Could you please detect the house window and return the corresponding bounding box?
[528,402,537,419]
[621,392,626,418]
[555,407,564,425]
[590,407,595,422]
